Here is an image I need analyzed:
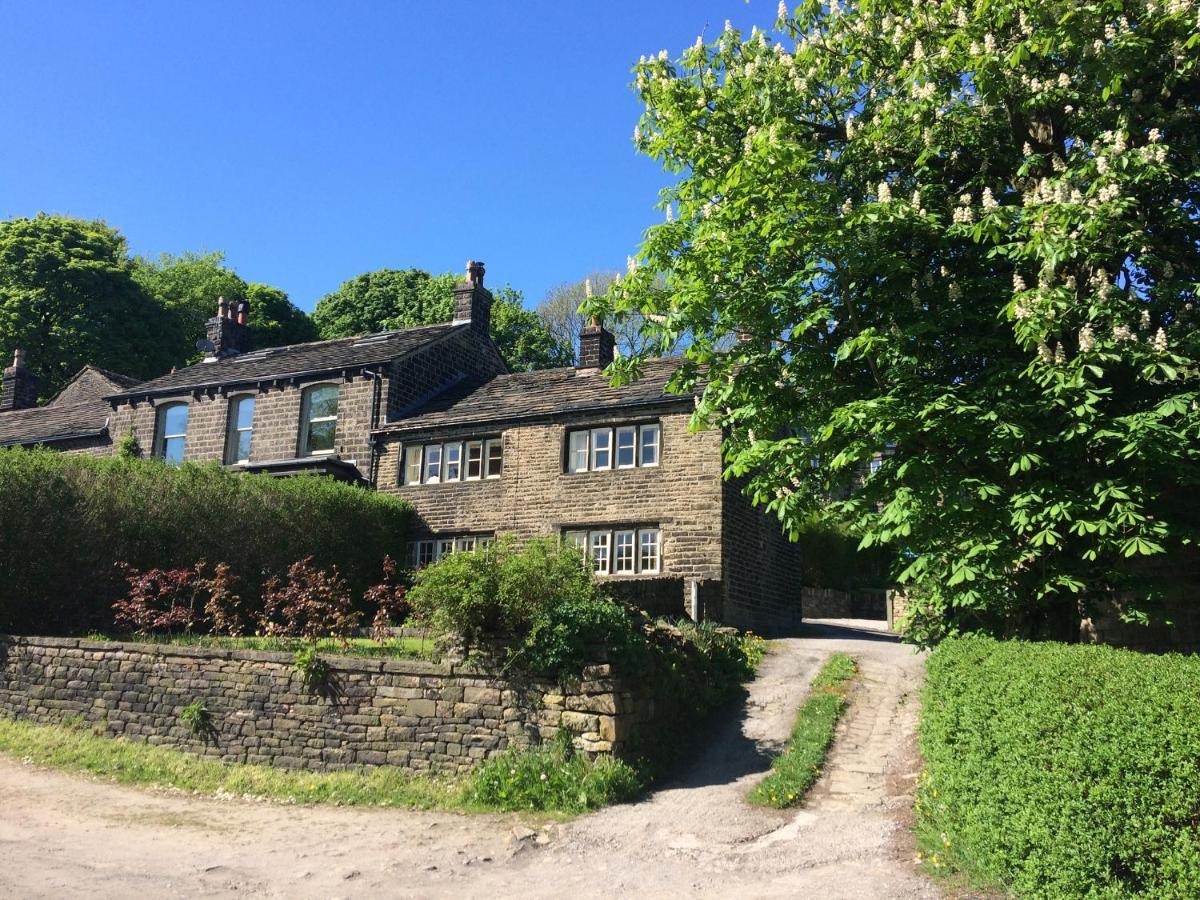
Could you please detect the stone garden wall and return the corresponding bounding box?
[0,636,655,774]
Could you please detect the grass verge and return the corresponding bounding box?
[0,716,640,815]
[748,652,857,808]
[82,633,436,660]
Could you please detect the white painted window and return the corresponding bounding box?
[614,530,636,573]
[224,395,254,464]
[589,531,611,574]
[590,428,612,470]
[403,445,423,485]
[465,441,483,480]
[299,384,338,456]
[155,402,189,464]
[443,442,462,481]
[638,529,661,574]
[564,530,588,552]
[485,438,503,478]
[640,424,660,467]
[436,538,455,559]
[615,426,637,469]
[454,536,477,552]
[423,444,442,483]
[568,430,589,473]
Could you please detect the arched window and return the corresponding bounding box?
[299,383,338,456]
[224,395,255,464]
[154,402,189,464]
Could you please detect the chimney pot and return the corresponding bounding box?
[453,259,493,333]
[205,296,253,359]
[236,300,249,326]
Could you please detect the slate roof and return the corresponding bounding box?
[0,399,112,447]
[376,357,695,434]
[107,322,464,401]
[48,365,141,406]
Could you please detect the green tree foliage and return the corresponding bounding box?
[598,1,1200,644]
[314,268,571,371]
[0,214,175,395]
[133,251,314,363]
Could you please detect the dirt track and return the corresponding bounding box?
[0,620,935,899]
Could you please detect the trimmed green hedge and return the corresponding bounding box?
[0,448,410,634]
[918,635,1200,898]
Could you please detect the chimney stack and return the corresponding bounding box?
[452,260,493,334]
[576,316,615,375]
[204,295,253,360]
[1,349,39,411]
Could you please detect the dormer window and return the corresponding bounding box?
[300,384,338,456]
[154,402,189,464]
[566,422,660,473]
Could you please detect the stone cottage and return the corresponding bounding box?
[0,261,801,630]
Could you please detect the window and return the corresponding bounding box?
[589,531,611,574]
[614,530,636,573]
[403,445,423,485]
[407,533,494,568]
[465,441,483,480]
[224,395,254,464]
[638,528,661,574]
[299,384,338,456]
[563,527,662,576]
[615,427,637,469]
[155,402,189,464]
[485,438,503,478]
[436,538,455,559]
[566,422,662,473]
[568,430,589,473]
[443,442,462,481]
[423,444,442,483]
[640,424,660,467]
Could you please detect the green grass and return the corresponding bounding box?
[748,652,857,808]
[0,715,643,815]
[83,633,436,660]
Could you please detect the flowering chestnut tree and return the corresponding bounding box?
[596,1,1200,643]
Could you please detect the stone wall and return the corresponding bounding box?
[720,477,804,633]
[0,637,656,774]
[800,586,888,620]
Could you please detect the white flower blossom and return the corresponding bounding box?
[982,187,998,209]
[878,181,892,203]
[841,198,853,216]
[1014,298,1033,320]
[1113,324,1134,342]
[1153,328,1168,353]
[1141,309,1152,330]
[984,33,996,52]
[911,188,922,207]
[1023,142,1033,155]
[1013,274,1027,291]
[626,255,638,275]
[1058,73,1071,89]
[1096,156,1109,174]
[584,278,593,299]
[948,282,962,301]
[1038,341,1054,363]
[1148,127,1163,143]
[1054,343,1066,364]
[778,0,788,19]
[1078,324,1096,352]
[633,125,641,142]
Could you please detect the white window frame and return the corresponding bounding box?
[568,430,589,473]
[299,383,339,457]
[485,438,503,479]
[615,426,637,469]
[403,445,423,485]
[589,531,611,574]
[423,444,442,483]
[638,528,661,574]
[436,538,455,559]
[613,530,636,573]
[223,394,254,465]
[443,442,462,482]
[155,402,189,464]
[564,530,588,552]
[465,440,483,480]
[590,428,612,470]
[639,423,661,467]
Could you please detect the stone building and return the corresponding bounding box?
[0,261,801,630]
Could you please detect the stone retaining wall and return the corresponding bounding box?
[0,636,654,774]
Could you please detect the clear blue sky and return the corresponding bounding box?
[0,1,769,312]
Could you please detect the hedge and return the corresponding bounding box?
[918,635,1200,898]
[0,448,410,634]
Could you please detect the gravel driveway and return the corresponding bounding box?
[0,620,935,899]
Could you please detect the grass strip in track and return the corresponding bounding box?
[748,652,857,808]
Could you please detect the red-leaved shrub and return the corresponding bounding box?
[365,554,410,641]
[199,561,246,638]
[259,556,360,642]
[112,565,198,636]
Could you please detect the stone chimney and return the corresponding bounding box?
[1,349,39,411]
[204,296,252,360]
[576,316,615,375]
[452,260,493,334]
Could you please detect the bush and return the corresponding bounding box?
[918,635,1200,898]
[259,557,360,641]
[0,449,410,634]
[465,729,643,813]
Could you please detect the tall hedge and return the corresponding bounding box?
[918,635,1200,898]
[0,449,410,634]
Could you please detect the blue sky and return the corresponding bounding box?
[0,1,770,312]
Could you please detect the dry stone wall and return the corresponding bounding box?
[0,636,657,774]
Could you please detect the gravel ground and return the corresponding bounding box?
[0,619,936,899]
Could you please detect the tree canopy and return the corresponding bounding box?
[314,268,572,371]
[597,0,1200,644]
[0,214,175,395]
[537,271,678,362]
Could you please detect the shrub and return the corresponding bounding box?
[465,729,643,813]
[293,644,332,692]
[260,557,360,642]
[364,555,410,641]
[111,565,200,636]
[918,635,1200,898]
[0,449,409,634]
[199,562,245,638]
